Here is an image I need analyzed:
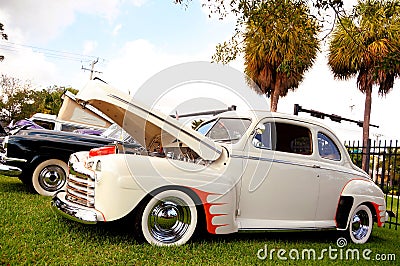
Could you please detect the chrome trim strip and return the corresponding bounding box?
[66,160,96,207]
[230,154,314,168]
[66,192,94,208]
[68,175,95,188]
[231,154,368,178]
[0,155,27,163]
[67,182,95,196]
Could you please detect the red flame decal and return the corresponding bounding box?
[189,187,228,234]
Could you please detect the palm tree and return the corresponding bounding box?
[328,0,400,171]
[244,0,320,112]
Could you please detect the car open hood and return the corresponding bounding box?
[75,79,223,161]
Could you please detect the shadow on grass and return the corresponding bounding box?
[54,212,342,247]
[198,229,340,245]
[52,213,397,252]
[52,214,141,245]
[0,176,31,194]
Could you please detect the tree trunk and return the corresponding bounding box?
[270,78,281,112]
[270,90,279,112]
[362,86,372,172]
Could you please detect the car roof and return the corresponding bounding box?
[213,110,338,134]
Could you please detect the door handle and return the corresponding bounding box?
[312,164,321,168]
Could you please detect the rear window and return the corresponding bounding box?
[318,132,341,161]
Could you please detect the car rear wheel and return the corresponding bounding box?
[136,190,198,246]
[31,159,68,196]
[347,204,373,244]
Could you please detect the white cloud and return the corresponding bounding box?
[130,0,148,7]
[1,1,74,43]
[0,0,122,88]
[0,0,122,44]
[0,46,58,87]
[99,38,266,118]
[112,24,123,36]
[82,40,98,55]
[102,39,207,93]
[75,0,122,22]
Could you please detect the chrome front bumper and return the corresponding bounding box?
[51,191,104,224]
[0,152,25,176]
[0,163,22,176]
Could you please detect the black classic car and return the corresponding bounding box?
[0,124,143,196]
[0,123,7,143]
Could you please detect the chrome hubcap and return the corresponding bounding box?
[351,210,370,240]
[148,197,191,244]
[39,165,66,192]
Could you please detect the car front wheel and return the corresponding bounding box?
[347,204,373,244]
[31,159,68,196]
[136,190,198,246]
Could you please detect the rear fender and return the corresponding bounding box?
[339,179,386,229]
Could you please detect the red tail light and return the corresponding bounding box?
[89,146,116,158]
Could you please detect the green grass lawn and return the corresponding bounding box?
[1,174,399,265]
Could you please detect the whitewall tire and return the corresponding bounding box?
[32,159,68,196]
[348,204,373,244]
[139,190,198,246]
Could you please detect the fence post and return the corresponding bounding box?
[380,150,386,190]
[365,138,371,173]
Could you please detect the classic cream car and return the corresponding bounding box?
[52,79,388,246]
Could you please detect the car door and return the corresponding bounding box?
[313,131,350,228]
[236,119,320,230]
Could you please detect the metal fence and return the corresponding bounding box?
[345,140,399,229]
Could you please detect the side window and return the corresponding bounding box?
[253,122,312,155]
[61,124,83,132]
[318,132,341,161]
[275,123,312,155]
[32,120,55,130]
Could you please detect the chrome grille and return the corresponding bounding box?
[66,161,95,207]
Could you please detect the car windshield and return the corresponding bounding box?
[196,118,251,143]
[101,124,135,143]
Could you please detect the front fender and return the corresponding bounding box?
[91,153,238,234]
[187,184,238,235]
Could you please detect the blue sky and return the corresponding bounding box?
[47,1,231,57]
[0,0,399,141]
